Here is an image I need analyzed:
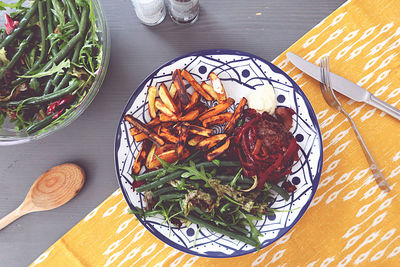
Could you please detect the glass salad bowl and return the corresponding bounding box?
[0,0,110,145]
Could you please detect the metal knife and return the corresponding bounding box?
[286,52,400,121]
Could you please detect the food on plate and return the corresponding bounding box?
[132,140,152,175]
[200,81,218,101]
[247,83,277,115]
[148,86,157,118]
[202,112,232,127]
[159,83,178,114]
[172,69,190,105]
[225,97,247,134]
[197,133,227,150]
[198,97,234,121]
[181,69,212,101]
[209,72,227,103]
[232,108,299,187]
[124,115,165,146]
[0,0,102,134]
[124,69,301,248]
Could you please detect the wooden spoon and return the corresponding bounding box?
[0,163,85,230]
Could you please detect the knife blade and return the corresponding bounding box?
[286,52,400,121]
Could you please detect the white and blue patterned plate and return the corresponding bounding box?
[115,49,323,258]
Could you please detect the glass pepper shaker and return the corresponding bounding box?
[165,0,200,25]
[131,0,166,26]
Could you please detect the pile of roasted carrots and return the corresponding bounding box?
[124,69,246,174]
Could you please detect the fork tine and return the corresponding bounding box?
[320,56,340,108]
[320,57,331,103]
[323,56,342,107]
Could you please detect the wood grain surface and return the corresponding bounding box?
[0,0,345,265]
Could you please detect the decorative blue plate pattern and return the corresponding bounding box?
[115,49,323,258]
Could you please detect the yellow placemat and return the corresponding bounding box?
[31,0,400,266]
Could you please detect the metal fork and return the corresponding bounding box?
[319,57,391,192]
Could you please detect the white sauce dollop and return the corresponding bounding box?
[247,83,277,115]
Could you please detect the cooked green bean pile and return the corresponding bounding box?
[0,0,102,134]
[129,154,291,249]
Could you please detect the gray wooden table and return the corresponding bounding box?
[0,0,345,266]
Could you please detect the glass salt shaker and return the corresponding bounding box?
[131,0,166,26]
[166,0,200,25]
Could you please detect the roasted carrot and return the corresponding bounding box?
[188,125,214,137]
[148,86,157,119]
[202,112,233,127]
[209,72,227,102]
[207,138,231,161]
[197,134,227,150]
[225,97,247,134]
[124,115,165,146]
[133,132,149,142]
[145,143,157,169]
[159,83,178,114]
[179,109,199,121]
[176,124,189,158]
[147,148,190,169]
[188,135,206,146]
[132,140,152,175]
[159,113,179,122]
[172,69,190,105]
[169,83,177,98]
[198,98,234,121]
[159,127,179,143]
[201,82,218,101]
[181,69,212,101]
[184,91,200,111]
[155,99,175,117]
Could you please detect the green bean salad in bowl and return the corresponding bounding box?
[0,0,110,145]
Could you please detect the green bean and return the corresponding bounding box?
[134,156,202,181]
[26,114,53,134]
[11,6,87,89]
[135,161,240,182]
[196,161,241,168]
[136,171,185,193]
[159,193,186,201]
[2,79,80,107]
[53,39,83,92]
[29,1,48,94]
[185,213,259,247]
[230,225,249,235]
[45,0,58,57]
[65,0,80,26]
[133,169,165,182]
[5,33,35,70]
[152,187,179,197]
[31,1,48,70]
[44,38,82,95]
[43,73,63,95]
[267,183,290,201]
[0,1,39,49]
[41,6,88,71]
[136,161,241,192]
[215,175,253,184]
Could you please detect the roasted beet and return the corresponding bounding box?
[232,108,300,187]
[275,107,295,131]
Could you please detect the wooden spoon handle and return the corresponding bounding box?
[0,208,26,231]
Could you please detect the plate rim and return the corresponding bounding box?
[114,49,323,258]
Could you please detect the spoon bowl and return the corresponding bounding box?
[0,163,85,230]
